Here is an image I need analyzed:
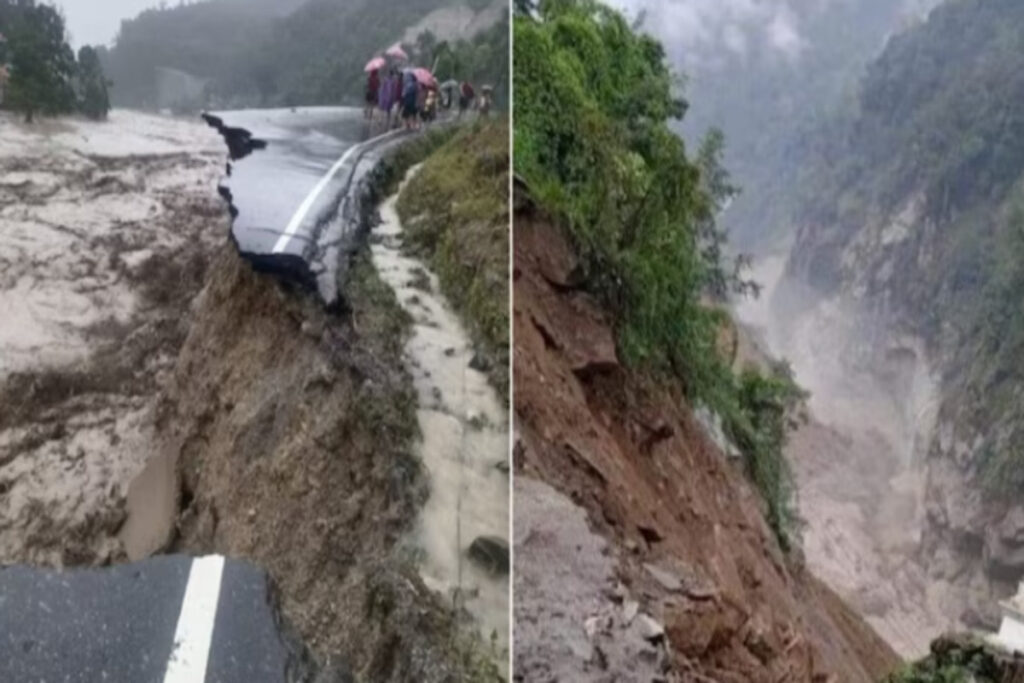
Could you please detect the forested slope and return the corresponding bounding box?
[100,0,506,109]
[784,0,1024,633]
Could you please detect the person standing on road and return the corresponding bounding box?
[365,68,380,120]
[378,69,395,129]
[478,85,493,118]
[402,71,419,130]
[422,88,438,124]
[458,81,475,118]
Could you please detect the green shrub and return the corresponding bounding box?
[886,637,1004,683]
[722,362,807,551]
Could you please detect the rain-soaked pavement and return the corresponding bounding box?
[204,107,412,307]
[0,555,309,682]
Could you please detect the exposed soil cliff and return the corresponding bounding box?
[513,201,899,682]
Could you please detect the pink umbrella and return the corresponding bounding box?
[412,67,437,87]
[385,44,408,61]
[364,56,386,72]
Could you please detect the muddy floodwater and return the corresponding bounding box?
[370,166,510,656]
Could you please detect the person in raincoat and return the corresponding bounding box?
[401,70,419,130]
[458,81,475,118]
[421,87,438,124]
[377,69,396,128]
[440,81,456,110]
[364,68,380,120]
[478,85,494,118]
[389,70,403,129]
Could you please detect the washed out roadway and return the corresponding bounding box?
[205,106,412,307]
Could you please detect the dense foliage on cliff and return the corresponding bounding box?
[789,0,1024,494]
[514,0,802,548]
[797,0,1024,236]
[0,0,110,121]
[100,0,507,110]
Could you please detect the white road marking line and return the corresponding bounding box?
[272,128,405,255]
[163,555,226,683]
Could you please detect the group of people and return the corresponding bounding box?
[364,68,493,131]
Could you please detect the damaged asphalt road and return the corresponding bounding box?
[0,555,319,682]
[203,107,414,308]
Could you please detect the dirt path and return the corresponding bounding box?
[0,111,225,566]
[372,166,510,660]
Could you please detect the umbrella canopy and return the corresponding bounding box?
[440,79,459,90]
[385,44,408,61]
[412,67,436,87]
[364,56,386,73]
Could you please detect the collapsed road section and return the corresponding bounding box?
[203,108,414,308]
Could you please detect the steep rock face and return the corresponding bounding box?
[513,203,899,681]
[782,0,1024,636]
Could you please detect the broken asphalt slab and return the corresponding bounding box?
[203,107,421,308]
[0,554,320,682]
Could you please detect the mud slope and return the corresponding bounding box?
[513,202,899,682]
[154,237,500,680]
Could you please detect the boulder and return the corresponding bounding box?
[467,536,509,575]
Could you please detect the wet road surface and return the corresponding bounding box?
[0,554,309,682]
[206,107,412,307]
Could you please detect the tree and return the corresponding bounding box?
[4,1,75,122]
[77,45,109,120]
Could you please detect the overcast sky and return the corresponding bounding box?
[53,0,167,48]
[610,0,940,71]
[610,0,819,68]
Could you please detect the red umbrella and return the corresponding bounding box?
[364,56,386,72]
[385,44,408,61]
[412,67,437,87]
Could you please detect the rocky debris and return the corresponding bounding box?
[514,476,669,682]
[623,600,639,625]
[693,405,742,460]
[638,614,666,644]
[645,563,684,593]
[984,508,1024,579]
[513,205,901,681]
[469,352,491,373]
[467,536,509,576]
